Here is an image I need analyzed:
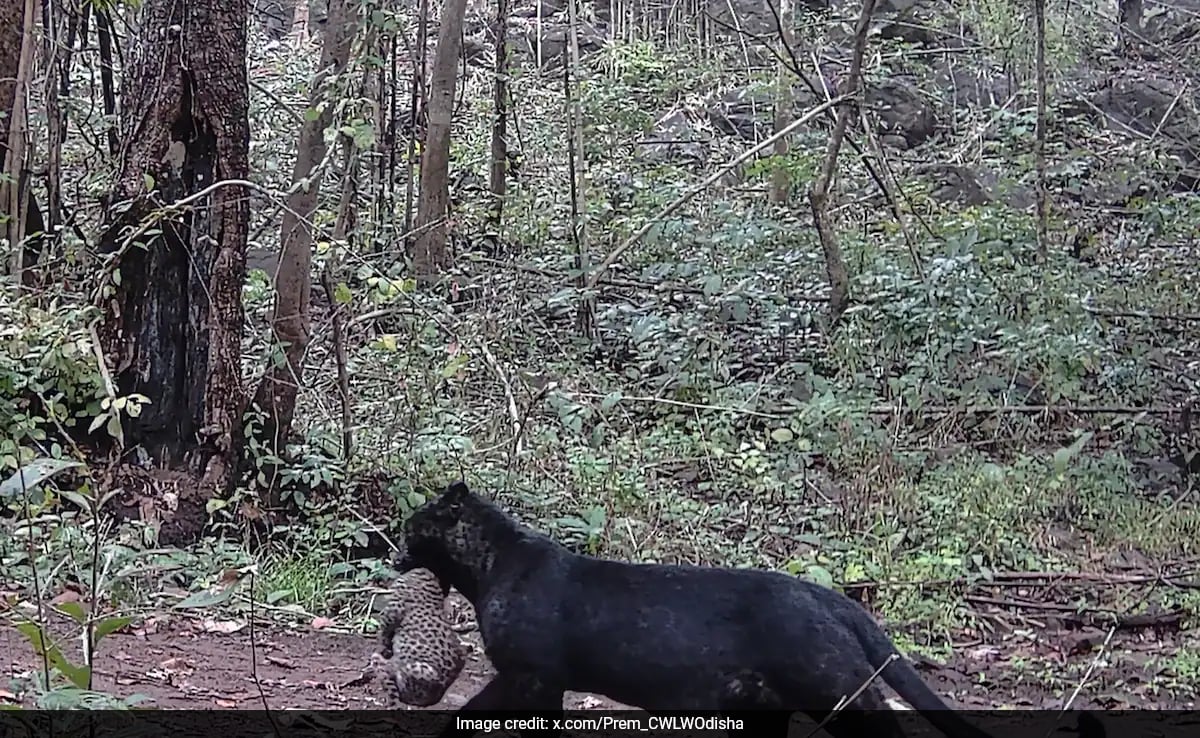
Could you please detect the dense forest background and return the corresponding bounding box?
[1,0,1198,711]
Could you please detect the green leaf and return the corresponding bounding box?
[105,414,123,440]
[52,654,91,690]
[334,282,353,305]
[93,615,134,642]
[1052,431,1094,475]
[55,601,88,624]
[266,589,293,604]
[350,122,376,150]
[769,428,794,443]
[599,391,623,412]
[0,458,85,498]
[806,564,835,589]
[87,413,107,435]
[59,489,95,512]
[440,353,468,379]
[15,620,50,653]
[174,586,234,610]
[143,173,155,191]
[16,621,90,689]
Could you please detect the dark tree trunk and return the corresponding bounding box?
[1,0,43,287]
[94,0,250,544]
[95,8,118,155]
[486,0,511,230]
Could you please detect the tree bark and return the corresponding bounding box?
[486,0,511,231]
[1033,0,1048,261]
[249,0,356,498]
[94,0,251,542]
[769,0,793,204]
[412,0,469,279]
[1117,0,1142,50]
[96,8,119,155]
[1,0,38,286]
[808,0,876,329]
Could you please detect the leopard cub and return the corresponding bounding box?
[369,567,466,707]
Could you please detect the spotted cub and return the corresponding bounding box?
[369,567,466,707]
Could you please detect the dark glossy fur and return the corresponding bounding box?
[394,482,993,738]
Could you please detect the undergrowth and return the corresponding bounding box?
[2,0,1198,710]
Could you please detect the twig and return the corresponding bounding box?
[567,391,785,419]
[87,324,117,399]
[585,95,849,289]
[506,381,554,481]
[249,77,304,122]
[344,505,401,554]
[1046,626,1115,738]
[477,341,522,456]
[805,653,899,737]
[472,256,828,301]
[248,568,283,738]
[865,403,1176,416]
[1084,306,1200,322]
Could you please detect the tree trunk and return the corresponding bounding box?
[290,0,309,43]
[96,8,119,155]
[1,0,38,287]
[402,0,429,247]
[808,0,876,329]
[486,0,511,231]
[412,0,469,279]
[1117,0,1142,49]
[1033,0,1048,261]
[769,0,793,204]
[248,0,356,499]
[93,0,251,544]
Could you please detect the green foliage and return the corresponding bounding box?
[3,0,1197,708]
[0,295,105,471]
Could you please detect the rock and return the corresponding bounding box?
[637,108,710,165]
[915,163,991,205]
[868,76,938,147]
[707,85,775,140]
[874,0,964,47]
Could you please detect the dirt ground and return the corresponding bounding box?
[2,594,1196,711]
[0,608,611,710]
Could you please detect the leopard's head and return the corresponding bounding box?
[393,481,497,597]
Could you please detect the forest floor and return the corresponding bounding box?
[3,591,1197,711]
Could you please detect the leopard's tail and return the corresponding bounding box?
[850,616,994,738]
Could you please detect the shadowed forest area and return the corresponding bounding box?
[1,0,1198,713]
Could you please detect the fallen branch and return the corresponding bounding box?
[843,567,1200,592]
[1057,626,1116,722]
[567,391,785,420]
[965,594,1184,630]
[1084,306,1200,322]
[864,403,1177,416]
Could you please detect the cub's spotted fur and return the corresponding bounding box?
[369,567,466,707]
